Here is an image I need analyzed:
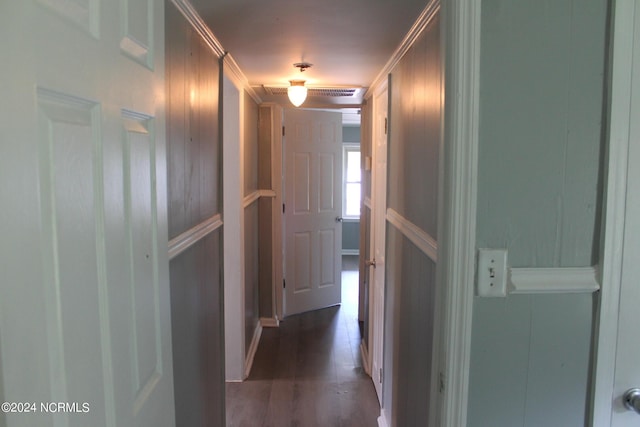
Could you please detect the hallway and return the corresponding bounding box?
[226,256,380,426]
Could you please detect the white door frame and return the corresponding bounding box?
[369,80,388,407]
[437,0,481,426]
[590,0,638,424]
[358,1,479,425]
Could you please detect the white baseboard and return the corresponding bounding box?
[260,317,280,327]
[360,340,371,376]
[243,322,262,379]
[378,408,390,427]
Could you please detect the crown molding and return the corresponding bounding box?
[365,0,441,99]
[223,55,262,104]
[169,0,225,57]
[170,0,262,104]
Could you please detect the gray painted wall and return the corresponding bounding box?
[165,3,224,425]
[343,125,361,143]
[257,106,276,319]
[384,13,441,425]
[244,201,259,354]
[243,91,260,354]
[244,92,259,197]
[342,220,360,252]
[468,0,607,426]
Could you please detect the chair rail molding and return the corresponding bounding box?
[509,266,600,294]
[386,208,438,263]
[366,0,440,96]
[168,214,223,260]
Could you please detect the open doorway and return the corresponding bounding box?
[224,106,379,425]
[279,107,364,319]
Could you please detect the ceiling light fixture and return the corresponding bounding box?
[288,62,312,107]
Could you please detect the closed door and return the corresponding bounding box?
[611,3,640,425]
[370,86,388,403]
[283,109,343,316]
[0,1,175,426]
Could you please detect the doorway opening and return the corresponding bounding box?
[225,106,377,425]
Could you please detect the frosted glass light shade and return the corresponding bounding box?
[287,80,307,107]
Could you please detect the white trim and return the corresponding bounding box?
[260,189,276,198]
[260,103,285,322]
[169,1,262,103]
[508,267,600,294]
[223,55,262,105]
[377,408,390,427]
[223,75,246,382]
[168,214,223,260]
[169,0,225,57]
[590,0,637,424]
[364,197,372,209]
[438,0,480,426]
[366,0,441,98]
[259,317,279,328]
[244,322,263,379]
[386,208,438,263]
[243,190,261,208]
[243,189,277,210]
[342,249,359,256]
[360,340,371,375]
[369,82,389,410]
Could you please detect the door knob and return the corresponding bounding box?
[624,388,640,414]
[335,216,343,222]
[366,259,376,268]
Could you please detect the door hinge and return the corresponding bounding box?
[283,279,286,289]
[379,368,383,384]
[283,203,285,214]
[439,371,445,393]
[282,125,285,136]
[384,117,388,135]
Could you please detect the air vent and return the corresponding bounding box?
[263,86,360,98]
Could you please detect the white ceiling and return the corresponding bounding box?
[189,0,428,109]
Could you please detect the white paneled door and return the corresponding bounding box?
[284,109,343,316]
[370,86,388,404]
[0,1,175,426]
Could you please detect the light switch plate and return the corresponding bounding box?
[477,248,508,297]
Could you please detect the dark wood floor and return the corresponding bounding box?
[226,257,380,427]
